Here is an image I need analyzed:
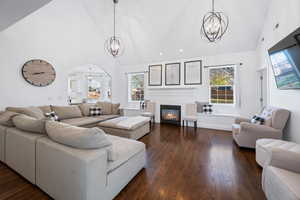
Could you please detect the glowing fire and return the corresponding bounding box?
[164,113,178,120]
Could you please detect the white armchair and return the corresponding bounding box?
[232,106,290,148]
[262,148,300,200]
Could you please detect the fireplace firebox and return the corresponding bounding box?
[160,105,181,126]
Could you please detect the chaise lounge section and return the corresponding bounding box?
[36,135,146,200]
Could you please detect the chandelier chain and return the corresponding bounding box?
[113,1,116,38]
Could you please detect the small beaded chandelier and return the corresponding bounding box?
[105,0,124,57]
[201,0,229,42]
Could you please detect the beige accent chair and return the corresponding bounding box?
[262,148,300,200]
[141,101,156,124]
[232,106,290,148]
[182,104,198,128]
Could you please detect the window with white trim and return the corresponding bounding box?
[128,73,144,102]
[209,66,235,104]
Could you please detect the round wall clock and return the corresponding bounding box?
[22,59,56,87]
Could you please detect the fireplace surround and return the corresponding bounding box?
[160,105,181,126]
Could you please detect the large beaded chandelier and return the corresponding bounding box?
[105,0,124,57]
[201,0,229,42]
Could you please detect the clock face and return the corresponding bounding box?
[22,59,56,87]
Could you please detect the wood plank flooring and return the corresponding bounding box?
[0,124,266,200]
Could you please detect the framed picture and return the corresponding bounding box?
[165,62,181,85]
[148,65,162,86]
[184,60,202,85]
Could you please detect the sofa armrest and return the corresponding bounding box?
[36,137,108,200]
[267,148,300,173]
[234,117,251,124]
[240,122,281,137]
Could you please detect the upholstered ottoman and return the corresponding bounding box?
[98,116,151,140]
[256,138,300,167]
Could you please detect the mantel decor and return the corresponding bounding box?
[148,65,162,86]
[165,62,181,86]
[22,59,56,87]
[184,60,202,85]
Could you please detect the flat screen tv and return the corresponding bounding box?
[268,27,300,89]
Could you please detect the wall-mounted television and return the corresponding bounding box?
[268,27,300,89]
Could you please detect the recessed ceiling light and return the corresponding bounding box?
[159,52,163,56]
[179,49,183,53]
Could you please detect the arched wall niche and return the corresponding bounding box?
[68,64,112,104]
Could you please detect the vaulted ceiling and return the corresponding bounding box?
[82,0,271,65]
[1,0,271,65]
[0,0,52,31]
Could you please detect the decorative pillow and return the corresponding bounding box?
[45,112,60,121]
[195,101,209,113]
[38,105,52,114]
[12,115,46,134]
[6,106,45,119]
[78,103,96,116]
[96,102,112,115]
[45,121,113,150]
[265,117,272,127]
[89,107,102,116]
[203,104,213,114]
[51,106,83,120]
[251,115,265,125]
[0,111,19,127]
[111,103,120,115]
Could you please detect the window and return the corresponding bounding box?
[128,73,144,102]
[209,66,235,104]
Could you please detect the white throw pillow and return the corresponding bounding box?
[45,121,113,150]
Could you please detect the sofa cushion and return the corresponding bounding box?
[6,106,44,119]
[61,117,103,127]
[51,106,83,120]
[61,115,119,127]
[46,121,112,149]
[78,103,96,116]
[106,135,145,173]
[38,106,52,114]
[0,111,20,127]
[96,102,112,115]
[12,115,46,134]
[111,103,120,115]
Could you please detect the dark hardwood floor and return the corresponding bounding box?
[0,124,266,200]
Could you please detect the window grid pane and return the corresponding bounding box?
[129,74,144,101]
[210,86,234,104]
[209,66,235,104]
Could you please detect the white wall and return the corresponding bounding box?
[0,0,119,110]
[115,51,260,118]
[256,0,300,143]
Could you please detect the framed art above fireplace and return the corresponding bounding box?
[148,64,162,86]
[184,60,202,85]
[165,62,181,86]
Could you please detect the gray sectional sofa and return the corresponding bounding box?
[0,102,147,200]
